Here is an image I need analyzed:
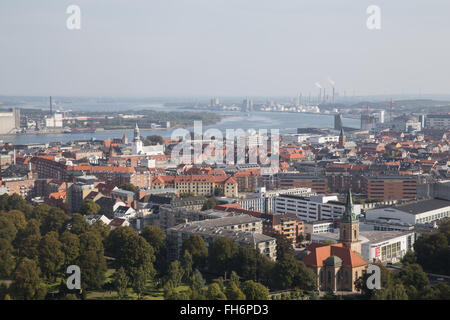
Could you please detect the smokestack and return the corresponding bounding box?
[315,82,323,105]
[50,96,52,114]
[327,77,336,104]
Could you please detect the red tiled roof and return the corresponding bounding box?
[303,243,367,268]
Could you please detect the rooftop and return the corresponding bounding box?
[393,198,450,215]
[360,230,414,245]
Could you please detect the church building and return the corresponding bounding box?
[132,123,165,156]
[302,189,368,293]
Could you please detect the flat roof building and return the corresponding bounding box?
[365,198,450,225]
[167,215,276,261]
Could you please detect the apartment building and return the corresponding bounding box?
[364,176,418,200]
[264,213,305,244]
[166,215,276,261]
[304,220,335,236]
[217,187,313,214]
[274,194,361,222]
[276,173,327,194]
[152,174,238,197]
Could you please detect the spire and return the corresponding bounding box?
[134,123,141,142]
[342,189,357,222]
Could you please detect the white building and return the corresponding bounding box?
[307,135,339,144]
[360,231,415,264]
[113,205,137,220]
[311,230,416,264]
[365,198,450,225]
[274,194,361,222]
[426,114,450,130]
[132,123,165,156]
[218,187,312,214]
[84,214,111,226]
[304,220,335,235]
[45,113,63,128]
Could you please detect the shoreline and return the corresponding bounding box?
[0,111,358,139]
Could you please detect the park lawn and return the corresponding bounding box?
[86,281,182,300]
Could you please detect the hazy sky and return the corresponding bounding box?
[0,0,449,97]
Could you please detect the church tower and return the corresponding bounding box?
[338,127,346,148]
[339,189,361,255]
[132,123,143,154]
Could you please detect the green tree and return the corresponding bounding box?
[113,267,129,299]
[141,225,167,275]
[229,271,240,286]
[372,280,409,300]
[10,258,47,300]
[190,269,205,293]
[414,231,450,275]
[293,261,317,291]
[119,183,139,192]
[225,282,246,300]
[0,238,15,278]
[0,215,17,243]
[106,227,156,283]
[240,280,269,300]
[233,246,260,281]
[6,194,29,213]
[41,207,69,235]
[167,260,184,288]
[14,219,41,260]
[89,220,110,243]
[2,209,27,232]
[208,237,238,276]
[140,225,166,253]
[59,231,80,266]
[206,283,227,300]
[401,251,417,265]
[201,197,217,211]
[79,200,101,216]
[38,231,64,281]
[182,235,208,269]
[433,282,450,300]
[77,231,107,290]
[144,135,164,146]
[132,267,147,299]
[67,214,89,235]
[395,263,430,299]
[181,250,193,281]
[30,204,52,222]
[271,254,298,290]
[267,231,294,260]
